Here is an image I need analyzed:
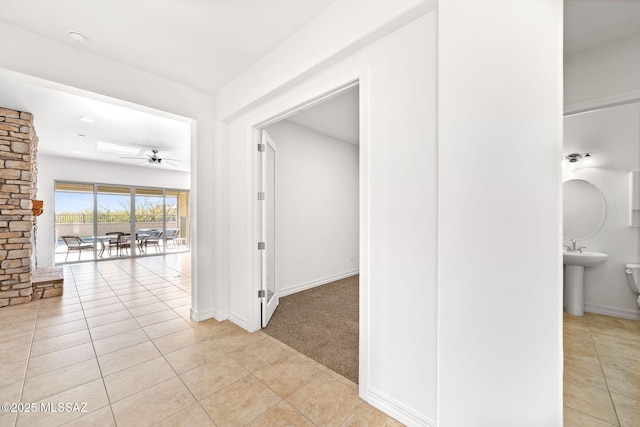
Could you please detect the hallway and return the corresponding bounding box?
[0,254,399,426]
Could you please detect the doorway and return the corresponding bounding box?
[256,83,360,382]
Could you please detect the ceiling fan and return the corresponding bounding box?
[121,149,182,167]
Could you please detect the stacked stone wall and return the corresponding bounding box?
[0,107,38,307]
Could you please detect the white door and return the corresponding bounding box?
[260,130,279,326]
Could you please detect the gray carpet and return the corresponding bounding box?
[263,275,359,384]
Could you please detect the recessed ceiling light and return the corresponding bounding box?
[76,133,86,138]
[71,150,81,154]
[68,31,87,44]
[78,116,94,123]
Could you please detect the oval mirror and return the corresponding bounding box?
[563,179,606,240]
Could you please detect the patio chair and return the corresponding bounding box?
[140,231,163,253]
[105,231,124,256]
[61,235,94,261]
[117,234,132,256]
[165,228,180,246]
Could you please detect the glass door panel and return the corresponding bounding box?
[96,185,132,259]
[166,189,189,251]
[135,188,165,255]
[54,182,96,263]
[260,130,279,327]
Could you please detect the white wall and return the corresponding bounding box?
[218,0,564,425]
[264,121,358,296]
[438,1,563,425]
[564,103,640,319]
[0,22,217,320]
[565,32,640,110]
[36,154,190,267]
[221,8,438,426]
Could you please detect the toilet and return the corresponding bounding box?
[624,264,640,307]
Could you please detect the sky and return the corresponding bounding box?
[55,192,176,213]
[55,192,129,213]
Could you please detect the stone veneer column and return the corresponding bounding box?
[0,107,38,307]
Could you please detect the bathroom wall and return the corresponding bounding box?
[565,31,640,109]
[563,102,640,319]
[264,120,359,296]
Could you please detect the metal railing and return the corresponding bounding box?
[55,213,176,223]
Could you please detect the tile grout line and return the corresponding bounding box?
[12,297,42,427]
[125,265,219,426]
[584,317,622,427]
[94,257,208,426]
[16,264,99,426]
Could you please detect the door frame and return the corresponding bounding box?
[250,73,369,397]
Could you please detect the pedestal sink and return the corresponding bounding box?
[563,251,608,316]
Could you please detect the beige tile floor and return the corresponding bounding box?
[0,254,402,427]
[563,312,640,427]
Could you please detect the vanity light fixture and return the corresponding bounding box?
[563,152,592,163]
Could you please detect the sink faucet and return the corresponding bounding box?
[563,238,580,252]
[564,238,587,253]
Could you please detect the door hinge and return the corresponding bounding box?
[258,289,266,298]
[257,192,265,200]
[257,143,265,152]
[258,242,265,250]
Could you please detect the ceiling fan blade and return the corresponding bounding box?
[165,160,179,167]
[139,161,147,165]
[121,156,147,160]
[162,157,183,162]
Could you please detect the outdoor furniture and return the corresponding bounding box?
[105,232,124,256]
[140,231,162,253]
[118,234,132,256]
[165,228,180,246]
[61,235,94,261]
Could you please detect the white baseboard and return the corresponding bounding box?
[279,269,359,297]
[212,309,228,322]
[227,312,250,331]
[190,308,215,322]
[367,387,435,427]
[584,303,640,321]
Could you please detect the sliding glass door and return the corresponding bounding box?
[54,181,189,264]
[166,189,189,251]
[54,183,96,263]
[135,187,164,255]
[96,185,132,259]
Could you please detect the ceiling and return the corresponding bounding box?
[564,0,640,55]
[0,1,638,172]
[0,0,337,94]
[0,70,193,171]
[0,0,338,172]
[285,86,359,145]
